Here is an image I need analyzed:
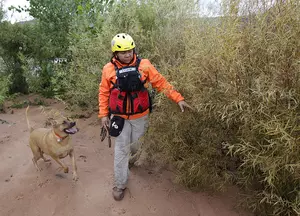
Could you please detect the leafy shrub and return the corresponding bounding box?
[141,0,300,215]
[0,73,10,112]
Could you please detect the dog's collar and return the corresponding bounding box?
[54,131,69,143]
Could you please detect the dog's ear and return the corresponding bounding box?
[46,117,58,128]
[73,118,80,128]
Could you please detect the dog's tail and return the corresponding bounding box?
[26,105,34,133]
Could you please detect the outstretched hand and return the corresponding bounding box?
[178,101,193,112]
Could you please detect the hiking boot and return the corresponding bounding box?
[112,187,125,201]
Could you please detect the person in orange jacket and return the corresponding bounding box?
[98,33,192,201]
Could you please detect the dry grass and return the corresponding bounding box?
[138,0,300,215]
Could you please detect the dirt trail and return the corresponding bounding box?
[0,97,251,216]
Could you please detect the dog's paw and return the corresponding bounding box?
[64,167,69,173]
[72,174,78,181]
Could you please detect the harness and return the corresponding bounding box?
[108,58,152,116]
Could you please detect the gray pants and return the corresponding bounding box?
[114,114,149,189]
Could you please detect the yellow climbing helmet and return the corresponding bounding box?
[111,33,135,53]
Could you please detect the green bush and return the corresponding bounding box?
[0,57,6,111]
[0,73,10,112]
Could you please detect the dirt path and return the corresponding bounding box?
[0,98,251,216]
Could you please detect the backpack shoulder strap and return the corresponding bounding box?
[136,57,142,78]
[111,60,120,77]
[136,57,142,70]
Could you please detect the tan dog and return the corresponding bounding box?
[25,106,79,181]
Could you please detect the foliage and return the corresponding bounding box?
[0,21,34,94]
[26,0,74,58]
[0,0,3,21]
[141,0,300,215]
[0,73,9,112]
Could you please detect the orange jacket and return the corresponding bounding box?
[98,54,184,120]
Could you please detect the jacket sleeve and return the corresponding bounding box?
[142,59,184,103]
[98,66,111,118]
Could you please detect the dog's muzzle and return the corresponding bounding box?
[63,122,79,134]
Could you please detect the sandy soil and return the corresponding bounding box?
[0,96,251,216]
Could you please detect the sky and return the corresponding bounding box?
[2,0,33,23]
